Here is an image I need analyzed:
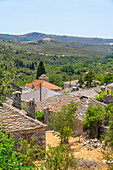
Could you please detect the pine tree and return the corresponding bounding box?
[36,61,45,79]
[84,70,95,86]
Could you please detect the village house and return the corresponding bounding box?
[25,79,62,92]
[36,88,107,137]
[21,88,60,103]
[64,80,79,89]
[38,74,49,82]
[0,91,47,147]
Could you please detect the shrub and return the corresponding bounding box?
[42,144,77,170]
[83,104,105,138]
[63,91,69,94]
[48,102,77,144]
[0,125,22,169]
[35,111,44,121]
[18,137,44,166]
[96,91,107,102]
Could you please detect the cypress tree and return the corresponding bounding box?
[36,61,45,79]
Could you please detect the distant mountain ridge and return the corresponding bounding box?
[1,32,113,44]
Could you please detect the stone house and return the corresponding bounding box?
[64,80,78,89]
[36,92,107,137]
[38,74,49,82]
[25,79,62,92]
[36,94,84,136]
[0,91,47,147]
[21,88,60,103]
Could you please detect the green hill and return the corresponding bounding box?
[0,40,113,88]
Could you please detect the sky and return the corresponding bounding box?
[0,0,113,38]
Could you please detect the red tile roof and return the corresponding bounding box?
[25,80,62,90]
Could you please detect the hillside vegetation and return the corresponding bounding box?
[23,38,111,53]
[0,40,113,87]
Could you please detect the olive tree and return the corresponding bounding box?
[83,104,105,138]
[48,102,78,144]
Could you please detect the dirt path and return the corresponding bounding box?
[46,131,107,169]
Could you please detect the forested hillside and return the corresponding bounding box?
[0,41,113,87]
[23,38,112,53]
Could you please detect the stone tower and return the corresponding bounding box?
[26,98,35,119]
[12,91,21,110]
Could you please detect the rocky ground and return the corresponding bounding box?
[46,131,107,170]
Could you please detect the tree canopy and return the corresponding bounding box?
[84,70,95,86]
[83,104,105,138]
[48,102,78,144]
[36,61,45,79]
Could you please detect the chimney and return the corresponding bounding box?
[13,79,14,84]
[26,98,35,119]
[12,91,21,110]
[15,75,17,85]
[32,81,34,89]
[101,86,105,92]
[111,86,113,93]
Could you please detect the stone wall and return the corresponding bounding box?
[74,119,83,136]
[89,98,106,108]
[11,127,46,148]
[103,94,113,104]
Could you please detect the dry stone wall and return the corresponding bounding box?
[11,128,46,147]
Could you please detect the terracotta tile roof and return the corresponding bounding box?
[0,103,47,132]
[25,80,62,90]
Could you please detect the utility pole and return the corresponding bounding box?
[40,83,42,101]
[70,77,71,88]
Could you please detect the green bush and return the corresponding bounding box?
[18,137,44,166]
[42,144,77,170]
[96,91,107,102]
[63,91,69,94]
[83,104,105,138]
[48,102,77,144]
[0,125,45,169]
[0,126,23,169]
[35,111,44,121]
[96,90,113,102]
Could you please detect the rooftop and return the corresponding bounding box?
[0,103,47,132]
[39,74,49,79]
[21,88,60,103]
[69,87,99,98]
[36,94,80,112]
[25,80,62,90]
[64,80,78,85]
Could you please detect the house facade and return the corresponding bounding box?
[0,91,47,147]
